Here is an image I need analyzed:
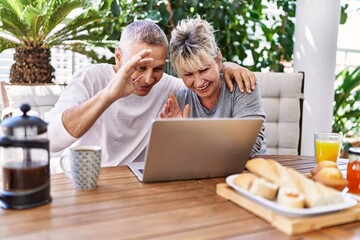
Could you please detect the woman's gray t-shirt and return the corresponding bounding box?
[175,76,266,156]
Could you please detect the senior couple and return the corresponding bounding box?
[47,15,266,168]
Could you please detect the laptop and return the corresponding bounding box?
[128,118,263,182]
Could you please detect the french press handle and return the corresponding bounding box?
[0,137,49,150]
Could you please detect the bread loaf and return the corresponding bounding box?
[246,158,299,189]
[246,158,282,183]
[277,187,305,208]
[233,173,258,190]
[249,178,278,200]
[285,164,344,207]
[245,158,345,208]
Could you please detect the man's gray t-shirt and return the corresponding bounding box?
[175,76,266,156]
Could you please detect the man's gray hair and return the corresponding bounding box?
[119,20,168,48]
[170,15,220,76]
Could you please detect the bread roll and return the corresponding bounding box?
[318,160,338,168]
[249,178,279,200]
[310,160,338,176]
[233,173,258,190]
[277,187,305,208]
[313,167,348,191]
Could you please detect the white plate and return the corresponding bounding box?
[226,174,358,218]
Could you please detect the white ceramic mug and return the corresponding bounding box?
[60,146,101,190]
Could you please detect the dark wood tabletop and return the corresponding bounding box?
[1,155,359,239]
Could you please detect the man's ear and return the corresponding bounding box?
[114,47,122,66]
[216,50,223,71]
[216,51,223,64]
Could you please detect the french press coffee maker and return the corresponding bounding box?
[0,103,51,209]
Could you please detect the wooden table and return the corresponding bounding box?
[1,155,359,239]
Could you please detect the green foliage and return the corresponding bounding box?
[98,0,296,72]
[0,0,297,69]
[0,0,117,62]
[340,4,349,25]
[333,65,360,136]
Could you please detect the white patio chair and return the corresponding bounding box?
[256,72,305,155]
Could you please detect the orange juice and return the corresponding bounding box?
[315,139,340,163]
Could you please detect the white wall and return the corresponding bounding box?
[293,0,341,156]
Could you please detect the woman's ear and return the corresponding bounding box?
[114,47,122,66]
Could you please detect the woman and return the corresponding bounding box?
[160,16,266,156]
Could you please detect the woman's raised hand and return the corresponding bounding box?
[159,92,190,118]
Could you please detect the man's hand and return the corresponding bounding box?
[159,92,190,118]
[106,49,153,101]
[222,62,257,93]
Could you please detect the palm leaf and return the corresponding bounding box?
[45,9,108,44]
[62,42,113,63]
[50,34,107,44]
[0,0,23,17]
[33,0,46,9]
[0,7,28,39]
[0,36,21,53]
[49,35,116,50]
[18,0,32,4]
[44,0,91,36]
[22,5,47,42]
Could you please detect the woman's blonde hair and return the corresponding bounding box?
[170,15,220,76]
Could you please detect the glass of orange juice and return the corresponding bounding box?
[314,132,342,164]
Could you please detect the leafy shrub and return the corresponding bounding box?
[333,65,360,136]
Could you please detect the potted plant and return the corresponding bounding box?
[0,0,115,84]
[0,0,117,119]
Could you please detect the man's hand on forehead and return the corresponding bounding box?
[123,49,153,73]
[135,58,155,72]
[107,49,154,99]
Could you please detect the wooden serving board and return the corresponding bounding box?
[216,183,360,235]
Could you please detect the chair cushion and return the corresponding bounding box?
[255,72,304,155]
[3,84,65,120]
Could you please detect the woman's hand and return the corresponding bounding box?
[159,92,190,118]
[222,62,257,93]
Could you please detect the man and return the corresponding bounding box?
[47,20,257,166]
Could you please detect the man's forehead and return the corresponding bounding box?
[125,42,167,56]
[128,40,166,50]
[119,49,165,71]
